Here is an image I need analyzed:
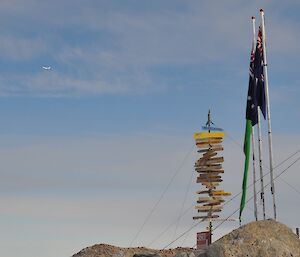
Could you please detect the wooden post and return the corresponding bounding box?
[208,221,212,245]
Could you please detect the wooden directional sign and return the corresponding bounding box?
[199,174,222,179]
[212,191,231,196]
[196,170,224,175]
[196,138,222,143]
[195,167,223,172]
[196,197,212,202]
[197,154,217,163]
[202,198,224,204]
[197,196,224,202]
[201,182,220,188]
[197,146,224,153]
[197,173,222,178]
[193,126,231,227]
[197,177,223,183]
[193,215,219,220]
[198,208,222,213]
[195,163,222,169]
[198,179,222,184]
[194,132,225,139]
[203,151,218,158]
[195,205,223,211]
[196,157,224,166]
[203,201,223,206]
[195,139,222,145]
[205,157,224,164]
[203,186,219,190]
[197,176,222,181]
[196,190,210,194]
[196,144,223,149]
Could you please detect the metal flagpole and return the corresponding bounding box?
[260,9,277,220]
[251,16,258,221]
[251,129,258,221]
[257,108,266,220]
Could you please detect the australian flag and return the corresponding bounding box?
[254,27,266,119]
[246,26,266,126]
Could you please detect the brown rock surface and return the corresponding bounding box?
[72,244,194,257]
[199,219,300,257]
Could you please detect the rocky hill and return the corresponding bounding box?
[200,219,300,257]
[72,244,194,257]
[72,220,300,257]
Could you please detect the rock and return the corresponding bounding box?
[197,219,300,257]
[173,252,195,257]
[72,244,193,257]
[133,254,162,257]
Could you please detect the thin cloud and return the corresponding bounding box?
[0,71,157,96]
[0,1,299,96]
[0,36,47,61]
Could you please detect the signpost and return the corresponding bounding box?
[193,111,232,245]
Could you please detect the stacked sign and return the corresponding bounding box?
[193,131,231,220]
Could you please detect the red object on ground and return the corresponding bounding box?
[197,231,211,250]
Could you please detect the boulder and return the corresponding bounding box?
[198,219,300,257]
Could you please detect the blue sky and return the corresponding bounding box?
[0,1,300,257]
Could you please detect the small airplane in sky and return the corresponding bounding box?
[42,66,52,70]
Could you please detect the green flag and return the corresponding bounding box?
[239,120,252,222]
[239,38,261,221]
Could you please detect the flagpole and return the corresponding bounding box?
[260,9,277,220]
[251,129,258,221]
[251,16,258,221]
[257,107,266,220]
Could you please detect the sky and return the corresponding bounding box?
[0,1,300,257]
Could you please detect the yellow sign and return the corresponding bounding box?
[212,192,231,196]
[194,132,225,139]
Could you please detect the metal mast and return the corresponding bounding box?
[260,9,277,220]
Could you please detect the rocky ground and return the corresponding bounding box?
[72,244,194,257]
[72,220,300,257]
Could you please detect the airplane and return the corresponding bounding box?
[42,66,51,70]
